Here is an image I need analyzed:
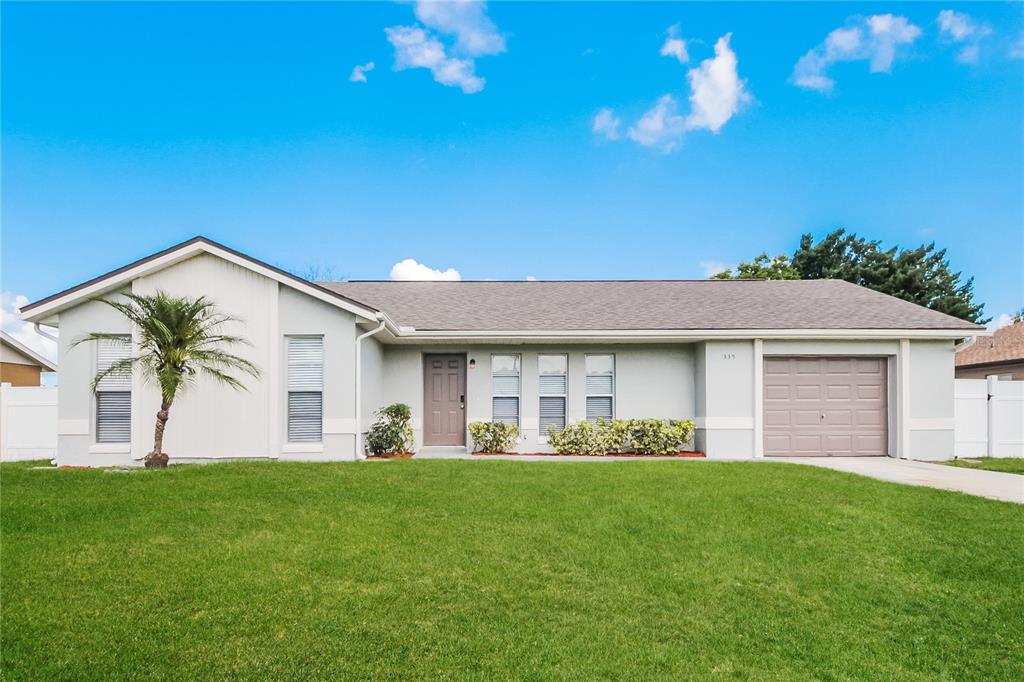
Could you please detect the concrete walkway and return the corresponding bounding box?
[773,457,1024,504]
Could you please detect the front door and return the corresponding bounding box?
[423,354,466,446]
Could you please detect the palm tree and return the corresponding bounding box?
[75,291,261,468]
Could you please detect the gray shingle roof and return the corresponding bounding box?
[319,279,981,332]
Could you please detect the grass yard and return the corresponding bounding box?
[2,460,1022,680]
[942,457,1024,475]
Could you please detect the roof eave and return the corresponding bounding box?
[20,237,380,324]
[385,327,984,342]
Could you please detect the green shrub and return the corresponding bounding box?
[546,419,611,455]
[625,418,694,455]
[469,421,519,453]
[547,418,695,455]
[365,403,414,455]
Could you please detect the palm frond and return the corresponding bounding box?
[79,291,261,400]
[88,356,139,392]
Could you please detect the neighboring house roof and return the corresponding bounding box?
[955,321,1024,368]
[0,330,57,372]
[20,236,379,323]
[321,279,982,332]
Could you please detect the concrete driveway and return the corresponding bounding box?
[773,457,1024,504]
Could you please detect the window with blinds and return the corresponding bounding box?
[287,336,323,442]
[585,354,615,424]
[538,354,567,435]
[491,354,520,425]
[96,336,131,443]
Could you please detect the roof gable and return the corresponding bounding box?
[0,331,57,371]
[20,237,379,323]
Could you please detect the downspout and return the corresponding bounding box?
[354,315,387,459]
[33,323,59,343]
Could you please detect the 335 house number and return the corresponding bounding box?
[723,353,736,360]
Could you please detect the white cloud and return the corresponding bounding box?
[1011,33,1024,60]
[1,291,58,364]
[955,44,980,65]
[627,95,687,151]
[389,259,462,281]
[414,0,505,57]
[385,26,484,94]
[628,33,747,149]
[349,61,375,83]
[699,261,731,277]
[526,275,537,282]
[684,33,749,133]
[937,10,983,42]
[385,1,503,94]
[592,107,622,140]
[987,313,1015,331]
[793,14,921,92]
[605,31,748,153]
[660,23,689,63]
[937,10,992,64]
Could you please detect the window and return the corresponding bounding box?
[287,336,323,442]
[538,354,567,435]
[96,336,131,443]
[585,354,615,423]
[491,354,520,425]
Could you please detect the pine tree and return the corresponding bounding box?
[713,229,987,323]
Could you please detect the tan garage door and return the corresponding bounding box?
[764,356,888,457]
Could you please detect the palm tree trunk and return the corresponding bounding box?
[146,399,172,468]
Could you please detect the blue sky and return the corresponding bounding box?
[2,1,1022,357]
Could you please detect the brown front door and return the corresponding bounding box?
[763,356,888,456]
[423,354,466,446]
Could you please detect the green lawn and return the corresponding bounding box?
[2,460,1022,680]
[942,457,1024,475]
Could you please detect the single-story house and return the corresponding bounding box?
[20,237,984,467]
[1,330,57,387]
[955,321,1024,380]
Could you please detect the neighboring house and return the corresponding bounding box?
[955,321,1024,380]
[20,237,983,467]
[1,330,56,386]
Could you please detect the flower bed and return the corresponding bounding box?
[472,451,705,458]
[366,452,415,460]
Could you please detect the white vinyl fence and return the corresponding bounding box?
[0,383,58,461]
[955,377,1024,458]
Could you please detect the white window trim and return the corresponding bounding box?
[94,335,132,445]
[491,353,521,426]
[585,353,615,423]
[538,353,568,442]
[281,442,325,454]
[286,335,324,444]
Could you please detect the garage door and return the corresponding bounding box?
[763,357,888,456]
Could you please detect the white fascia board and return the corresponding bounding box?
[0,330,57,371]
[387,327,986,343]
[21,241,379,324]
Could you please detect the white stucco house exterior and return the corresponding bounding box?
[20,237,984,467]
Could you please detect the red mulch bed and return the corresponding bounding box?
[472,451,705,458]
[366,452,415,460]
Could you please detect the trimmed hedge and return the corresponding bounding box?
[547,418,694,456]
[469,421,519,453]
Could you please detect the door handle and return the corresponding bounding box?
[460,395,465,409]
